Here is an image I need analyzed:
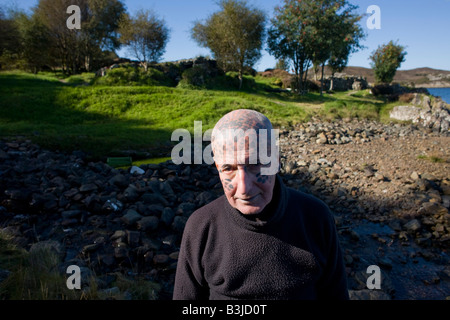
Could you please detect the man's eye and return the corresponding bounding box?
[221,166,233,172]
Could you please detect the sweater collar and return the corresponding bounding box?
[225,175,287,231]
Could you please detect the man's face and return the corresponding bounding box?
[216,159,276,215]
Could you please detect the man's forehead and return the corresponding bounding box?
[214,109,272,132]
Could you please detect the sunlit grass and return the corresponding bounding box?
[1,70,391,160]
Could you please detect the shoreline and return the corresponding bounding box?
[416,84,450,89]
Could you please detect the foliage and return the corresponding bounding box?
[275,58,290,72]
[119,9,170,71]
[0,0,126,74]
[370,40,407,84]
[0,70,399,160]
[191,0,266,89]
[267,0,364,94]
[93,65,175,86]
[34,0,126,73]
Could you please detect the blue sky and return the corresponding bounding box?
[2,0,450,71]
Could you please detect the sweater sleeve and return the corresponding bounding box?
[316,210,349,300]
[173,211,210,300]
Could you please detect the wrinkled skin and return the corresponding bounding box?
[211,109,278,215]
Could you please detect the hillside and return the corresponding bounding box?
[0,70,394,160]
[310,66,450,88]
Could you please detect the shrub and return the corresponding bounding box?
[93,65,175,87]
[178,65,209,88]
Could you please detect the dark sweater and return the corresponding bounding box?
[173,175,349,300]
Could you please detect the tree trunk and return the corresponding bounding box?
[238,69,243,90]
[330,72,335,91]
[85,55,91,72]
[320,63,325,96]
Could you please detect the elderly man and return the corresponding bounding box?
[173,109,349,300]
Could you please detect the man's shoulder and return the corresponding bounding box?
[286,186,329,211]
[284,186,333,222]
[185,194,227,228]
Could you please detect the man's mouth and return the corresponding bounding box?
[235,194,260,204]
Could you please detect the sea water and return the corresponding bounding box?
[427,87,450,104]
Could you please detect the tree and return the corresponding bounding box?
[267,0,319,94]
[32,0,126,74]
[268,0,364,95]
[275,58,289,71]
[370,40,407,84]
[119,9,170,71]
[80,0,126,71]
[327,4,365,91]
[191,0,266,89]
[15,11,54,73]
[0,6,24,69]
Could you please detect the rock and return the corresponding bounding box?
[363,167,375,178]
[102,198,123,213]
[161,207,175,226]
[308,164,320,173]
[418,202,448,216]
[390,105,422,122]
[316,132,328,144]
[389,97,450,133]
[349,289,391,300]
[82,243,100,254]
[144,204,164,216]
[172,216,188,233]
[136,216,159,232]
[123,185,139,202]
[79,183,98,193]
[153,254,169,265]
[108,174,128,188]
[61,210,82,219]
[410,171,420,180]
[196,191,216,207]
[121,209,142,226]
[110,230,127,242]
[140,193,169,206]
[176,202,196,217]
[284,161,296,174]
[130,166,145,175]
[404,219,421,232]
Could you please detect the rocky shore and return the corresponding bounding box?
[0,118,449,300]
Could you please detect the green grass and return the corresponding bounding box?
[417,154,445,163]
[0,70,393,160]
[0,230,161,300]
[0,231,83,300]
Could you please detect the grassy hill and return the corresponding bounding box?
[0,70,399,160]
[313,66,450,88]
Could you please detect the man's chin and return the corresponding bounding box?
[235,204,263,215]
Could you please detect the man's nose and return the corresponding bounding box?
[236,167,253,195]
